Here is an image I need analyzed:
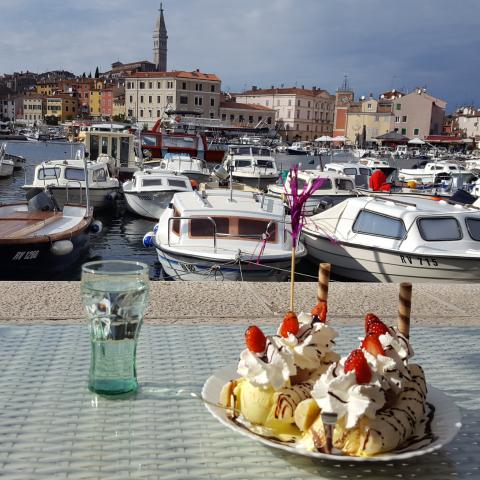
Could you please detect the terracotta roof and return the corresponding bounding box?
[128,70,221,81]
[220,101,274,111]
[239,87,327,97]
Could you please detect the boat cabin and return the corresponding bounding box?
[128,170,192,193]
[323,163,372,187]
[167,190,285,247]
[224,146,276,170]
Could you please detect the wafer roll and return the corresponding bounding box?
[398,283,412,338]
[317,263,331,303]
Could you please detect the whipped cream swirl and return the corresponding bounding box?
[312,329,413,429]
[276,312,340,372]
[237,336,296,391]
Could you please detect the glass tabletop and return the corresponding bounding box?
[0,324,478,479]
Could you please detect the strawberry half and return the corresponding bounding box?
[364,312,381,332]
[280,311,299,337]
[245,325,266,353]
[362,334,385,357]
[366,320,390,337]
[344,349,372,384]
[311,301,327,323]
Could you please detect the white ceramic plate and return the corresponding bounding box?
[202,365,462,462]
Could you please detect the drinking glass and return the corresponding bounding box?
[81,260,150,395]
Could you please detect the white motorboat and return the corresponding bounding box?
[223,145,279,190]
[145,153,211,184]
[359,157,391,169]
[302,194,480,283]
[0,144,14,178]
[267,169,355,215]
[323,162,372,188]
[1,143,26,170]
[123,170,192,220]
[287,141,314,155]
[23,159,119,209]
[399,161,471,184]
[148,189,306,281]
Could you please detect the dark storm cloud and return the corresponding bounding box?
[1,0,479,110]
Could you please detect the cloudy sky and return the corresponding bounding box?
[1,0,479,111]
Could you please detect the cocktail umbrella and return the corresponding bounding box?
[284,166,327,311]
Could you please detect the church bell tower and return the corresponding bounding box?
[153,3,168,71]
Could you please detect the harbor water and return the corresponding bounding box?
[0,141,336,281]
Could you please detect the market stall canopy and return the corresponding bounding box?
[315,135,333,142]
[375,131,410,143]
[332,135,347,142]
[408,137,426,145]
[424,135,463,144]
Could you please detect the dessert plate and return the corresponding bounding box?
[202,365,462,462]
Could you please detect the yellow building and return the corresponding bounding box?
[89,90,102,117]
[46,95,78,122]
[36,82,59,96]
[346,97,394,145]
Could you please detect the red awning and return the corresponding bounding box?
[424,135,463,143]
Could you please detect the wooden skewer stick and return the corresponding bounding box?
[289,248,296,312]
[397,282,412,338]
[317,263,331,303]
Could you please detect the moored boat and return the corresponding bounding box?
[123,170,193,220]
[147,189,306,281]
[302,194,480,282]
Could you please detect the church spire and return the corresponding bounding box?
[153,2,168,71]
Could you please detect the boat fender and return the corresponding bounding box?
[90,220,103,234]
[50,240,74,256]
[153,224,159,234]
[143,231,155,247]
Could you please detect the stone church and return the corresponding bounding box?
[153,3,168,71]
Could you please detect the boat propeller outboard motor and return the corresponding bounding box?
[26,187,61,212]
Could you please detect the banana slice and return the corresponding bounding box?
[294,398,321,432]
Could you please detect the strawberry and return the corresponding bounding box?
[364,312,381,332]
[361,334,385,357]
[366,320,390,337]
[344,349,372,384]
[311,301,327,323]
[280,311,299,337]
[245,325,266,353]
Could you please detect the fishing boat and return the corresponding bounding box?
[222,145,279,190]
[144,153,211,184]
[302,194,480,282]
[123,170,193,220]
[287,141,314,155]
[267,169,355,215]
[0,144,14,177]
[23,158,119,209]
[146,189,306,281]
[0,160,96,279]
[1,143,26,170]
[398,161,471,184]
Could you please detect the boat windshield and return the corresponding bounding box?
[335,179,354,190]
[466,218,480,241]
[168,179,188,188]
[256,159,274,168]
[344,168,358,176]
[38,167,61,180]
[251,147,271,156]
[189,216,277,242]
[231,147,251,156]
[65,168,85,181]
[235,160,252,168]
[417,217,462,241]
[142,178,163,187]
[353,210,406,239]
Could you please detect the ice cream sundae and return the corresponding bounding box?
[219,302,339,438]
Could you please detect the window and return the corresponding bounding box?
[101,137,108,154]
[182,82,187,90]
[238,218,276,241]
[142,179,163,187]
[140,96,144,103]
[336,179,354,190]
[140,109,144,117]
[93,169,107,183]
[221,114,226,121]
[167,81,173,89]
[230,114,235,122]
[239,115,244,123]
[157,110,160,117]
[190,217,229,237]
[157,81,161,88]
[210,85,215,92]
[395,116,400,123]
[257,160,274,168]
[249,116,253,123]
[148,82,153,89]
[402,116,407,122]
[359,168,371,175]
[367,103,372,109]
[38,167,61,180]
[297,100,301,107]
[148,96,152,103]
[166,96,173,103]
[353,210,406,239]
[180,95,188,105]
[194,97,203,106]
[172,208,181,234]
[288,99,292,106]
[401,128,407,135]
[466,218,480,240]
[417,217,462,241]
[308,101,311,108]
[168,179,188,188]
[414,128,419,135]
[210,98,215,107]
[129,95,133,103]
[157,96,161,103]
[65,168,85,181]
[396,103,401,110]
[139,82,145,89]
[195,83,203,91]
[287,110,291,118]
